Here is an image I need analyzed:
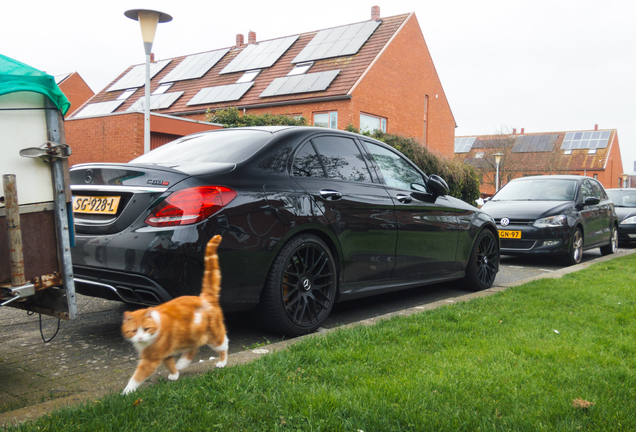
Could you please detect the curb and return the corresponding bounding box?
[2,249,633,427]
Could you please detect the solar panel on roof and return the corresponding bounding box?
[186,82,254,105]
[107,60,171,92]
[292,20,380,63]
[259,70,340,97]
[560,130,611,150]
[159,49,229,83]
[73,100,125,118]
[510,134,558,153]
[220,36,298,74]
[454,137,476,153]
[126,92,184,111]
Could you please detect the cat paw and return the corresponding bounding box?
[168,372,179,381]
[122,380,139,395]
[215,359,227,368]
[175,358,192,371]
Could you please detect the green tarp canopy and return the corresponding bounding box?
[0,54,70,115]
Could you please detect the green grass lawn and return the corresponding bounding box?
[6,254,636,431]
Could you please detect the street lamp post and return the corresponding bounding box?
[125,9,172,154]
[493,153,504,192]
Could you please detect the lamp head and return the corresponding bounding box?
[125,9,172,55]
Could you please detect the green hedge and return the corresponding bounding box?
[205,107,307,127]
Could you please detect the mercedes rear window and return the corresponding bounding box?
[131,130,273,164]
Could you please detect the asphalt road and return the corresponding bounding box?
[1,245,634,421]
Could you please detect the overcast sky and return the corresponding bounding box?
[3,0,634,172]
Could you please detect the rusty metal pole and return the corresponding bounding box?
[2,174,26,286]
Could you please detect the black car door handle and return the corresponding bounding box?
[396,194,412,203]
[320,189,342,200]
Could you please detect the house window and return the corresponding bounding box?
[360,113,387,133]
[314,111,337,129]
[288,62,313,76]
[117,89,136,100]
[475,152,484,159]
[152,83,173,95]
[593,174,598,180]
[237,69,261,83]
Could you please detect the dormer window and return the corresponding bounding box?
[237,69,261,83]
[288,62,313,76]
[153,83,173,95]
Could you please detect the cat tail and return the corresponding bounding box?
[201,235,222,306]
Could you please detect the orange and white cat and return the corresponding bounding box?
[121,235,228,395]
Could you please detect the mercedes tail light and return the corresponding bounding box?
[145,186,237,227]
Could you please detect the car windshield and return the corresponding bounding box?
[492,179,578,201]
[130,130,273,164]
[607,190,636,207]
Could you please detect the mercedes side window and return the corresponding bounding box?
[291,142,326,178]
[364,141,425,190]
[311,136,373,183]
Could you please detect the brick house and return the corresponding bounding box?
[55,72,94,117]
[66,6,455,166]
[455,127,624,196]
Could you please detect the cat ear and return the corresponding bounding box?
[122,311,132,322]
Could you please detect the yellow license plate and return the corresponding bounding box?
[499,230,521,239]
[72,196,121,215]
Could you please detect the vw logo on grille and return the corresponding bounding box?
[500,217,510,227]
[84,169,94,184]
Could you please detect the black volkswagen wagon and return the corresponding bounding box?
[70,126,499,335]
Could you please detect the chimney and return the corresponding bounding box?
[520,127,525,134]
[248,31,256,44]
[150,53,155,63]
[512,128,516,135]
[236,34,244,47]
[594,124,598,131]
[371,5,380,21]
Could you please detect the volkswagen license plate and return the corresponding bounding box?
[499,230,521,239]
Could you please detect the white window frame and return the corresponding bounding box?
[152,83,173,95]
[288,62,313,76]
[360,113,387,133]
[117,89,137,100]
[314,111,338,129]
[237,69,261,83]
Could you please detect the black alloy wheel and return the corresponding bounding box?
[463,229,499,290]
[257,234,337,336]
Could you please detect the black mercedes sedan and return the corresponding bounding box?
[606,188,636,244]
[481,175,618,265]
[70,126,499,336]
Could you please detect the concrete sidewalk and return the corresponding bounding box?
[1,250,633,427]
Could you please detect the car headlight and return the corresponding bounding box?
[533,215,567,228]
[620,216,636,225]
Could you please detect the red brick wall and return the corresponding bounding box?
[594,132,623,189]
[65,113,145,166]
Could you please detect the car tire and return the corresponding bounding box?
[463,229,499,291]
[563,227,583,266]
[256,234,337,336]
[600,225,618,256]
